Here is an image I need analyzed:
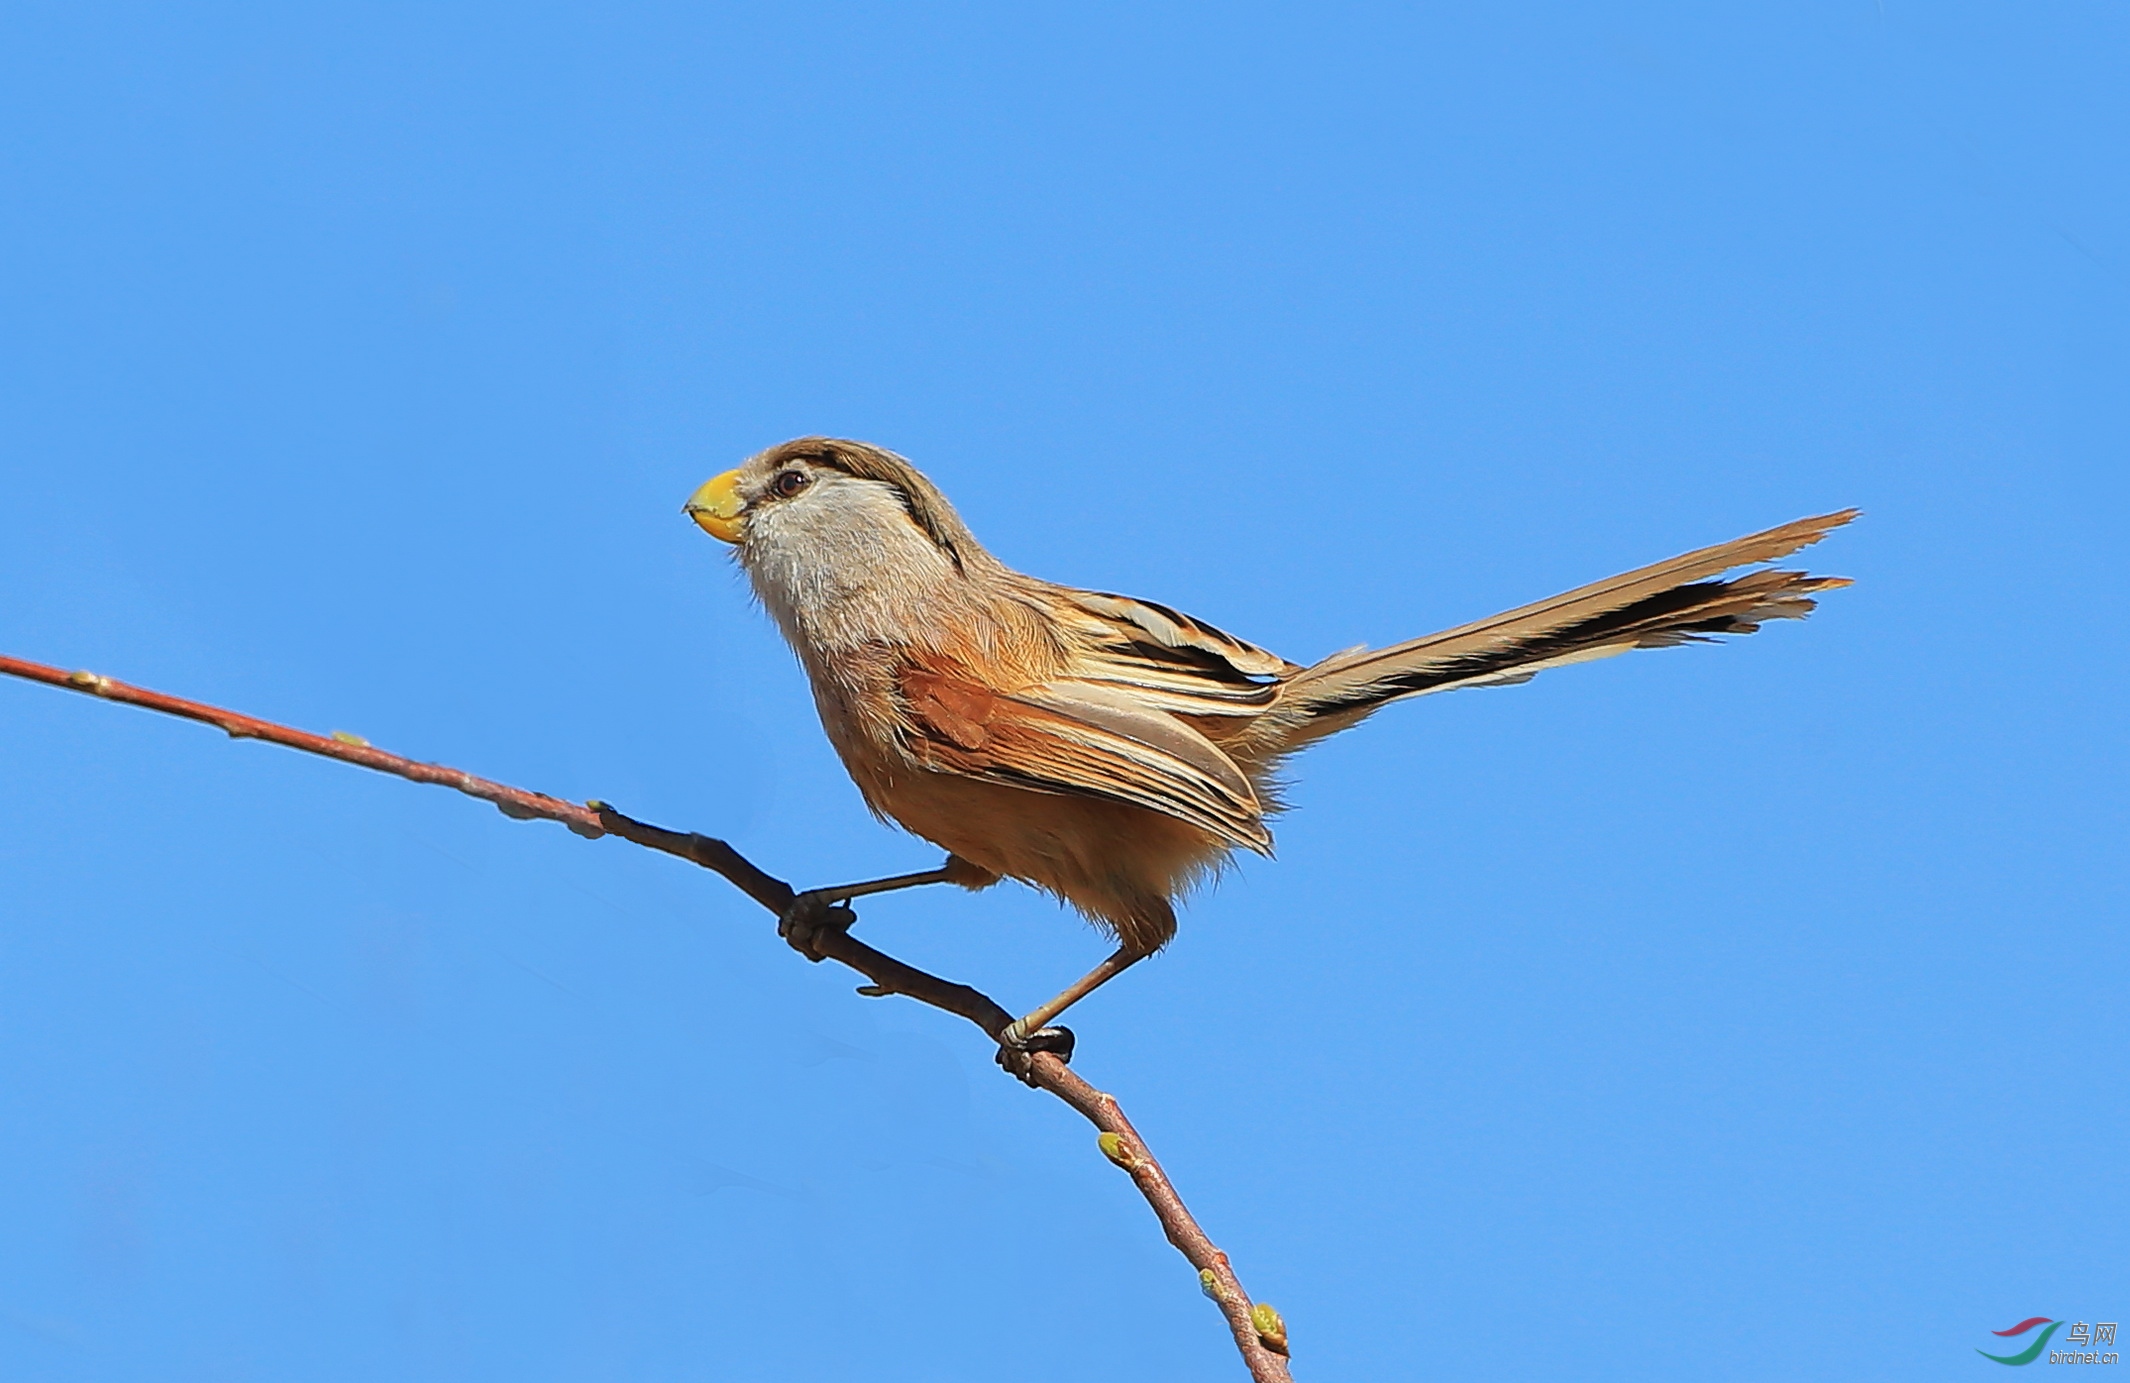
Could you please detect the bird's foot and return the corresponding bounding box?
[778,890,856,962]
[994,1019,1075,1084]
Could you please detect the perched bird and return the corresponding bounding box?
[687,437,1853,1062]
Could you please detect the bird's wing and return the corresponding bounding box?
[1046,587,1302,717]
[898,658,1271,852]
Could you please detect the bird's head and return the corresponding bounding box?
[685,438,995,626]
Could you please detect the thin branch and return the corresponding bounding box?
[593,800,1292,1374]
[587,805,1018,1036]
[1,652,1294,1380]
[0,655,605,838]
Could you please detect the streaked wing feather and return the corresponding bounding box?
[1053,588,1299,717]
[899,661,1270,852]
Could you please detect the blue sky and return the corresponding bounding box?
[1,3,2123,1379]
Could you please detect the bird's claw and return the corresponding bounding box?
[778,890,855,962]
[994,1021,1075,1084]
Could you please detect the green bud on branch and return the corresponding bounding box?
[1251,1302,1289,1355]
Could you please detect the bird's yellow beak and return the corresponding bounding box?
[684,470,746,543]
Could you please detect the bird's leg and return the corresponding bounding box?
[995,945,1152,1077]
[778,865,957,960]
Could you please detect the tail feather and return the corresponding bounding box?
[1261,509,1857,749]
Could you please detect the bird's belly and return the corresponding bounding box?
[867,767,1216,951]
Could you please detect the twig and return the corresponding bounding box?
[1,652,1294,1380]
[592,801,1293,1375]
[587,805,1020,1037]
[0,655,605,837]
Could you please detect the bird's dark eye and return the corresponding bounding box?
[769,469,809,499]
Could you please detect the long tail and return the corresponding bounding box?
[1258,509,1857,752]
